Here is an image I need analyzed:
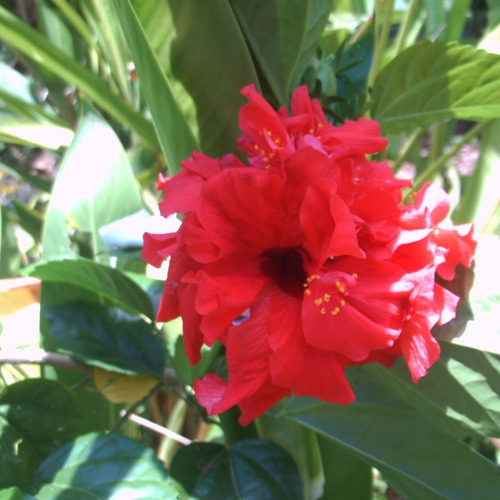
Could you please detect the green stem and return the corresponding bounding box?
[367,0,395,91]
[219,406,259,445]
[408,121,487,197]
[393,0,420,55]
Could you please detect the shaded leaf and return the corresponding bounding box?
[34,432,176,499]
[43,302,165,376]
[170,439,304,500]
[0,379,93,489]
[231,0,331,104]
[165,0,260,157]
[371,42,500,132]
[277,369,500,500]
[30,258,154,320]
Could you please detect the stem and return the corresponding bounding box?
[0,348,92,373]
[367,0,395,92]
[219,406,259,445]
[409,121,487,196]
[393,0,420,55]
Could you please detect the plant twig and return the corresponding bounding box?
[0,348,92,373]
[0,347,179,386]
[121,410,192,446]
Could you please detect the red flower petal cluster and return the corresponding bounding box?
[143,85,476,425]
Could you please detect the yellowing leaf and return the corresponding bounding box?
[93,367,158,403]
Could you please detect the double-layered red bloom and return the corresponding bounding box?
[143,85,476,425]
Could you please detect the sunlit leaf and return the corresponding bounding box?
[30,258,154,319]
[41,111,143,261]
[371,42,500,132]
[0,5,156,145]
[112,0,198,174]
[33,433,176,499]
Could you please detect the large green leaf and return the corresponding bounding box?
[41,111,143,261]
[0,379,94,489]
[112,0,198,174]
[43,302,165,376]
[170,439,304,500]
[33,432,176,499]
[30,258,154,320]
[365,342,500,440]
[0,5,156,145]
[277,370,500,500]
[371,41,500,132]
[230,0,331,104]
[161,0,260,157]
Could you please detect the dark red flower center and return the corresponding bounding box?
[259,247,308,298]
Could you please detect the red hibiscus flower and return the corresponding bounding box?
[143,85,476,425]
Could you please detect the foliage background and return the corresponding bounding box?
[0,0,500,499]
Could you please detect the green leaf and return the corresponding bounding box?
[231,0,331,104]
[0,5,156,145]
[317,435,372,500]
[366,342,500,440]
[371,41,500,133]
[33,432,176,499]
[43,302,165,376]
[0,116,73,150]
[0,379,93,489]
[160,0,260,157]
[170,439,304,500]
[41,111,143,261]
[277,370,500,500]
[30,258,154,319]
[112,0,198,174]
[0,487,36,500]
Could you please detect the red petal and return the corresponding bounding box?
[267,288,355,404]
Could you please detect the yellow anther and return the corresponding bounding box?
[323,293,331,302]
[305,289,311,296]
[340,299,346,306]
[274,138,281,145]
[308,128,314,134]
[254,144,259,150]
[352,273,358,279]
[263,157,269,163]
[331,307,340,316]
[317,123,323,129]
[320,308,326,315]
[314,298,323,306]
[267,131,272,137]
